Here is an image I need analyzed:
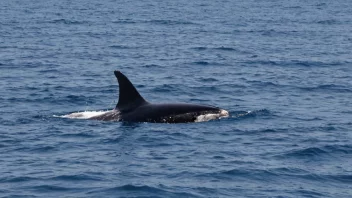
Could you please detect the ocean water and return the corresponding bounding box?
[1,0,352,197]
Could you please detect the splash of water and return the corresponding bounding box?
[195,109,229,122]
[54,110,112,119]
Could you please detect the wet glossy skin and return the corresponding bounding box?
[119,103,222,123]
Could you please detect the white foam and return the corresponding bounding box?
[195,109,229,122]
[54,110,111,119]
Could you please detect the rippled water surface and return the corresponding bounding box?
[1,0,352,197]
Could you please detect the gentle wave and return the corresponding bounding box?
[46,19,87,25]
[142,64,163,68]
[151,84,179,93]
[147,19,198,25]
[49,174,103,182]
[108,45,135,49]
[299,84,352,93]
[191,46,242,52]
[316,19,339,25]
[88,184,200,198]
[199,167,352,184]
[243,60,346,67]
[2,176,37,183]
[29,185,79,192]
[112,19,198,26]
[277,144,352,158]
[191,61,226,66]
[241,80,351,93]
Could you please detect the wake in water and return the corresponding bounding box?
[54,110,113,119]
[231,109,271,119]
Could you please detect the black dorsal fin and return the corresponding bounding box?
[114,70,148,111]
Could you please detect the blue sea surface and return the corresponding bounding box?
[1,0,352,197]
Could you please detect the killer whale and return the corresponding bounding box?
[90,71,229,123]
